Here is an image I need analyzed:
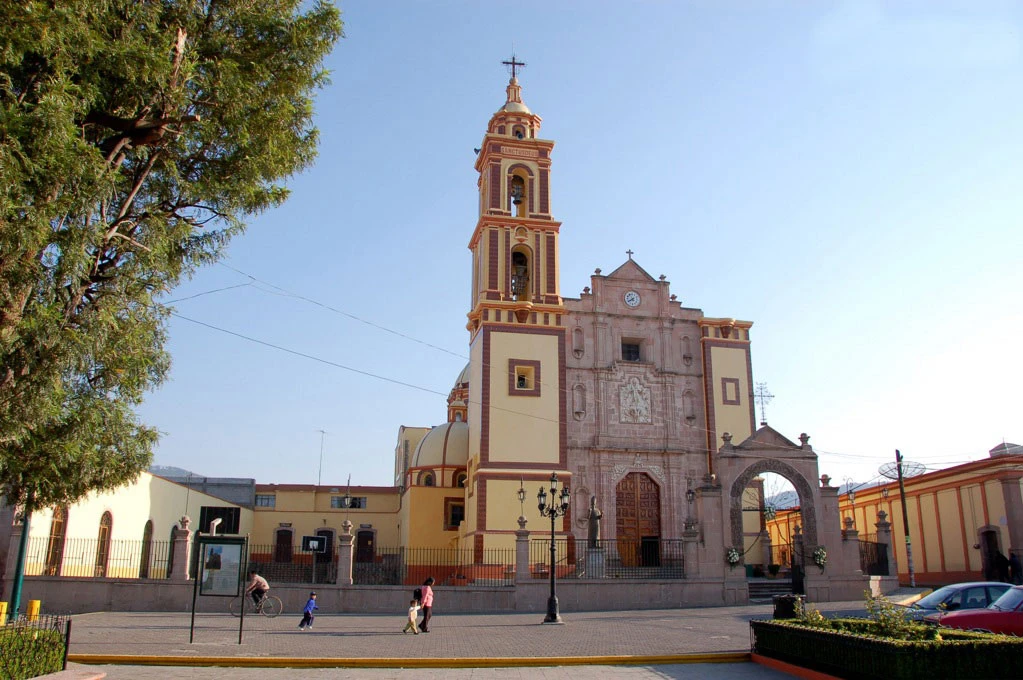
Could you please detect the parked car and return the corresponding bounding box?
[924,585,1023,635]
[903,581,1012,620]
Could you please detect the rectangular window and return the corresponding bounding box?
[721,377,741,405]
[331,496,366,509]
[445,498,465,531]
[508,359,541,396]
[199,506,240,534]
[622,342,641,362]
[254,494,276,508]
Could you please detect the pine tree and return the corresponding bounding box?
[0,0,343,511]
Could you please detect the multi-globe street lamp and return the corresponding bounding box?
[537,472,570,624]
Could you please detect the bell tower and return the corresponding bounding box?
[463,59,568,557]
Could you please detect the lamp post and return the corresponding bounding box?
[537,472,570,624]
[517,477,526,521]
[684,485,696,530]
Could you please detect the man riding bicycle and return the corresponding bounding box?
[245,569,270,607]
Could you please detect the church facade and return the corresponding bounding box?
[395,68,868,602]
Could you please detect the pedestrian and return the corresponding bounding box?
[403,598,421,634]
[995,551,1011,582]
[419,576,435,633]
[1009,552,1022,585]
[298,591,318,630]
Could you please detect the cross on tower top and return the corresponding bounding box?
[626,249,634,260]
[502,54,526,79]
[754,382,774,426]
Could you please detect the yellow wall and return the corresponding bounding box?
[251,487,400,549]
[710,345,751,449]
[486,331,560,465]
[404,487,461,550]
[25,472,252,578]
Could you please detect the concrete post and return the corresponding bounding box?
[169,516,193,581]
[842,516,862,576]
[338,519,354,585]
[875,511,894,576]
[682,528,700,578]
[515,516,530,581]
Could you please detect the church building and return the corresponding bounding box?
[394,65,856,602]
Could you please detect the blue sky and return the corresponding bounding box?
[140,1,1023,489]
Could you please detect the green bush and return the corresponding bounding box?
[0,625,65,680]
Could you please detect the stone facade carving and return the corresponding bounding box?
[618,377,651,424]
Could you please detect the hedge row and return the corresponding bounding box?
[751,619,1023,680]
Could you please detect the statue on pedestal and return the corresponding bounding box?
[587,495,602,548]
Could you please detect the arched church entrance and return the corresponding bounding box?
[616,472,661,567]
[730,460,818,596]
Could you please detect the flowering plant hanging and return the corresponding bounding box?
[812,546,828,571]
[725,547,741,569]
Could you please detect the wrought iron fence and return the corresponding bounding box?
[859,539,890,576]
[354,547,516,587]
[530,538,686,579]
[768,542,794,568]
[248,544,516,587]
[24,536,172,579]
[0,614,70,678]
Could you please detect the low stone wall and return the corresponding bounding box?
[18,576,742,615]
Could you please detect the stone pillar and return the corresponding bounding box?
[682,527,700,578]
[515,516,530,581]
[170,516,193,581]
[842,516,862,576]
[875,511,894,576]
[338,519,354,586]
[762,531,773,569]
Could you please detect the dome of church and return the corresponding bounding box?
[453,362,470,389]
[411,421,469,469]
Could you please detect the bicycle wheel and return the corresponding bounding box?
[229,597,242,617]
[260,596,282,618]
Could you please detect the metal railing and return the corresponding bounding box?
[859,540,890,576]
[0,614,70,677]
[530,538,686,579]
[247,545,516,587]
[23,537,172,579]
[354,547,516,587]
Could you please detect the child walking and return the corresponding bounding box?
[403,598,421,634]
[298,591,318,630]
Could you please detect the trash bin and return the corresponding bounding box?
[27,599,40,622]
[773,594,803,619]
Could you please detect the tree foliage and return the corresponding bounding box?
[0,0,342,510]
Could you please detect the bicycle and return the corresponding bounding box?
[229,592,282,618]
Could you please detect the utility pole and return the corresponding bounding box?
[895,449,916,587]
[317,429,327,486]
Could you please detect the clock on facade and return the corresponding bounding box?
[624,291,641,307]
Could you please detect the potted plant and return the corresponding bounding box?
[767,563,781,578]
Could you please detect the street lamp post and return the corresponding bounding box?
[537,472,570,624]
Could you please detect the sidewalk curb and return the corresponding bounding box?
[68,652,750,669]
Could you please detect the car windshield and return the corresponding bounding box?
[990,588,1023,611]
[914,586,957,609]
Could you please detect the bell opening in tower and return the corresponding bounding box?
[510,250,530,301]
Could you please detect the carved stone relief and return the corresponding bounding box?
[618,377,651,424]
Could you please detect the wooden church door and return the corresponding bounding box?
[615,472,662,567]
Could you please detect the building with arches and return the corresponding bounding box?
[390,68,872,602]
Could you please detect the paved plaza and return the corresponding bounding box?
[61,595,919,679]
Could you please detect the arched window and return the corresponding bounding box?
[166,525,176,577]
[274,528,294,563]
[455,473,467,488]
[510,249,530,301]
[44,507,68,576]
[424,473,435,487]
[94,511,113,577]
[509,175,526,216]
[139,520,154,578]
